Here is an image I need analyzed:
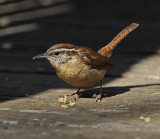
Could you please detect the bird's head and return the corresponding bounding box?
[33,43,79,68]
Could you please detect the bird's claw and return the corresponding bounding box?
[92,94,102,102]
[74,93,79,101]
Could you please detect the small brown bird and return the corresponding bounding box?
[33,23,139,102]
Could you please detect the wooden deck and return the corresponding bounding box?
[0,0,160,138]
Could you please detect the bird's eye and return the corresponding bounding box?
[54,51,59,56]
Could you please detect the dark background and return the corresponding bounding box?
[0,0,160,98]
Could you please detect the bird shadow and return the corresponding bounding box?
[73,83,160,99]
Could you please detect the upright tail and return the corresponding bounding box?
[98,23,139,58]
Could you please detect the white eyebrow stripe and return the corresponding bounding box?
[49,48,80,53]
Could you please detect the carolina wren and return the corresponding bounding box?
[33,23,139,102]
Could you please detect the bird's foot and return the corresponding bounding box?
[92,94,102,102]
[74,93,82,101]
[73,88,81,101]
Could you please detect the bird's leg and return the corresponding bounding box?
[92,80,103,102]
[74,88,81,101]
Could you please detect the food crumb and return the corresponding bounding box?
[140,116,151,122]
[58,95,68,104]
[69,101,76,106]
[61,105,68,109]
[58,96,76,109]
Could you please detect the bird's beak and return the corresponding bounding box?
[33,53,49,59]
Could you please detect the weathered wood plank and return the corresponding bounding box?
[0,73,160,138]
[0,1,160,138]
